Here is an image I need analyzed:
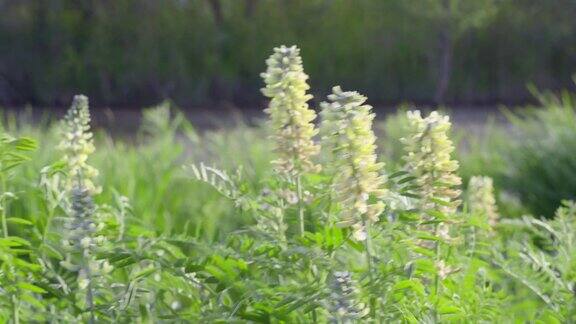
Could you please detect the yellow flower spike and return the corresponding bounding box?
[468,176,499,228]
[320,86,386,241]
[401,110,462,216]
[261,45,320,177]
[58,95,100,194]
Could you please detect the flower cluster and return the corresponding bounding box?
[401,111,462,216]
[60,187,112,288]
[261,45,320,176]
[326,271,365,323]
[468,176,499,228]
[58,95,100,194]
[320,86,386,240]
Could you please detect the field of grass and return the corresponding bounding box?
[0,46,575,323]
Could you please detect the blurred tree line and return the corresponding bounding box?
[0,0,575,108]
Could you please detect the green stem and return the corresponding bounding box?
[0,175,20,324]
[296,175,305,236]
[433,224,442,323]
[469,226,477,257]
[1,174,8,238]
[1,209,7,238]
[364,220,376,320]
[75,174,96,323]
[40,206,55,257]
[12,294,19,324]
[84,249,96,324]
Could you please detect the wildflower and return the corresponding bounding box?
[61,182,111,310]
[401,111,462,215]
[401,110,462,288]
[59,96,104,258]
[58,95,100,194]
[320,86,386,240]
[171,300,181,311]
[468,176,499,228]
[436,260,459,280]
[326,271,366,323]
[278,189,299,205]
[261,45,320,176]
[62,186,97,252]
[58,96,110,316]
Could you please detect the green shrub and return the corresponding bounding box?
[463,83,576,218]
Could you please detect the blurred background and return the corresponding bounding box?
[0,0,575,234]
[1,0,575,110]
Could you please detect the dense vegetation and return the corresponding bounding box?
[1,0,576,106]
[0,45,575,322]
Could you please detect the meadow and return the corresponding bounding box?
[0,46,575,323]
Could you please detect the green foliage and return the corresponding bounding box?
[494,201,576,321]
[460,81,576,217]
[0,45,575,322]
[501,86,576,217]
[0,133,38,323]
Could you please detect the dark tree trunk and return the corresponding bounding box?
[205,0,228,103]
[434,0,453,105]
[244,0,258,18]
[434,27,453,104]
[207,0,224,26]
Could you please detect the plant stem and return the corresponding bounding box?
[296,175,305,236]
[12,294,19,324]
[84,249,96,324]
[79,173,95,324]
[40,206,55,258]
[1,208,7,238]
[87,285,95,324]
[1,175,20,324]
[433,223,442,323]
[364,219,376,320]
[1,174,8,238]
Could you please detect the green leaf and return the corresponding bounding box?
[389,171,410,179]
[413,259,436,275]
[0,236,31,247]
[133,267,157,280]
[17,282,47,294]
[415,231,440,242]
[13,258,42,271]
[6,217,33,226]
[393,279,425,296]
[400,192,421,199]
[275,297,309,316]
[346,237,364,252]
[40,243,64,260]
[426,209,448,221]
[397,176,417,184]
[411,246,435,258]
[438,305,461,315]
[14,137,37,151]
[430,198,453,207]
